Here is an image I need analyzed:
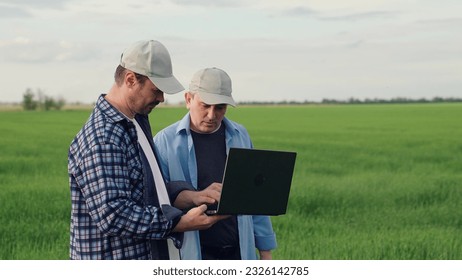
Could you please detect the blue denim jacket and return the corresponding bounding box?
[154,113,277,259]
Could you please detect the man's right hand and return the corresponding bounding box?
[173,182,222,209]
[172,204,228,232]
[193,182,222,205]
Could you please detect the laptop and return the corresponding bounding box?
[207,147,297,216]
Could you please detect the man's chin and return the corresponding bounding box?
[142,105,158,115]
[198,124,219,134]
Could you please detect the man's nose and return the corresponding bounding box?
[157,92,165,103]
[207,107,216,120]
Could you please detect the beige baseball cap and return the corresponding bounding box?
[119,40,184,94]
[189,67,236,107]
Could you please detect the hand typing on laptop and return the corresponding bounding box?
[173,182,222,210]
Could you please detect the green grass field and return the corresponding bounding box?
[1,103,461,259]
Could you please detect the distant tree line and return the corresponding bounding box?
[238,97,462,105]
[18,89,462,109]
[320,97,462,104]
[22,88,66,111]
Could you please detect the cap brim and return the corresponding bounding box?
[196,91,236,107]
[149,76,185,94]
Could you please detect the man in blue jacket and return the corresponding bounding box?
[154,67,277,260]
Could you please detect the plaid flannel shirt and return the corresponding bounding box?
[68,95,179,259]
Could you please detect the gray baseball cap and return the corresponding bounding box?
[189,67,236,107]
[120,40,184,94]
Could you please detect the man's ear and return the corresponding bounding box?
[125,71,137,88]
[185,92,193,108]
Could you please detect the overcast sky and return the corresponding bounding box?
[0,0,461,104]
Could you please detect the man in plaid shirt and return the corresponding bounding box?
[68,40,224,259]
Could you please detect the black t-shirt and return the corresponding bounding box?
[190,123,239,248]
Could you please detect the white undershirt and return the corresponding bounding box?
[133,119,180,260]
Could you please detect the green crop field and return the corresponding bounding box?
[1,103,461,260]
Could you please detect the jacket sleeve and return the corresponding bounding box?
[166,181,195,204]
[74,142,173,240]
[252,215,278,250]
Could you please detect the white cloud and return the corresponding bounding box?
[0,0,73,8]
[0,38,102,63]
[171,0,245,8]
[0,5,31,17]
[319,10,398,21]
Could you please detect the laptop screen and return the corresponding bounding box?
[210,147,297,216]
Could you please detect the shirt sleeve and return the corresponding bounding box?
[252,215,278,251]
[167,181,195,202]
[74,142,174,240]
